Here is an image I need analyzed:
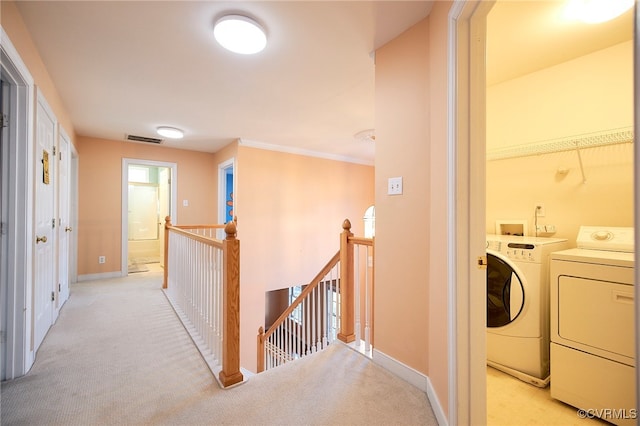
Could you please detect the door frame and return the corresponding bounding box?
[0,26,36,380]
[448,1,493,424]
[57,126,72,310]
[121,158,177,275]
[634,2,639,415]
[69,143,79,285]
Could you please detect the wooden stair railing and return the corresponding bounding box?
[257,219,374,372]
[163,216,243,388]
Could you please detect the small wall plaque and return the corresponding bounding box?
[43,150,50,184]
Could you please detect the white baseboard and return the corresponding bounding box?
[372,348,448,426]
[77,271,124,282]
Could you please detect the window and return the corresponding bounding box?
[363,205,375,238]
[289,285,303,323]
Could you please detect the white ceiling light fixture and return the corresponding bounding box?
[564,0,634,24]
[214,15,267,55]
[156,126,184,139]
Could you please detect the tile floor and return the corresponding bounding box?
[487,366,609,425]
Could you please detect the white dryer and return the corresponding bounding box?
[486,234,569,387]
[550,226,635,426]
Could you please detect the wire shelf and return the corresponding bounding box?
[487,127,634,161]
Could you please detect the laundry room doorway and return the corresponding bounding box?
[122,159,177,275]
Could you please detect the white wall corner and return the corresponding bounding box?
[372,348,448,426]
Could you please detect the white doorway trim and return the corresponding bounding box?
[121,159,177,276]
[0,26,36,380]
[69,143,79,285]
[634,2,639,415]
[448,1,493,424]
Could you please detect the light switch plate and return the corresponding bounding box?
[388,177,403,195]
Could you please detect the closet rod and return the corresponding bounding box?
[487,127,634,161]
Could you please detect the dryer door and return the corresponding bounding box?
[487,250,525,327]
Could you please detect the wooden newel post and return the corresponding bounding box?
[338,219,355,343]
[257,326,265,373]
[219,220,244,387]
[163,216,171,289]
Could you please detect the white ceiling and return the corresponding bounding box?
[487,0,633,86]
[13,1,634,164]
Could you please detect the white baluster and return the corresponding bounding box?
[322,278,328,349]
[355,245,361,347]
[365,245,372,353]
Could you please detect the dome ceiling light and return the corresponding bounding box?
[156,126,184,139]
[564,0,634,24]
[214,15,267,55]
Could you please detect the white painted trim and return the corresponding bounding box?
[372,348,447,426]
[70,143,79,285]
[121,159,177,275]
[0,26,36,379]
[448,1,493,424]
[634,1,640,415]
[77,271,124,282]
[238,138,374,166]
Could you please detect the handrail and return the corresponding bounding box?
[263,251,341,341]
[163,216,243,388]
[257,218,374,372]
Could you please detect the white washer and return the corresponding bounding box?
[486,234,569,387]
[550,226,635,425]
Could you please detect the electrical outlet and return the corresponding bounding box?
[98,256,106,264]
[388,177,403,195]
[535,203,546,217]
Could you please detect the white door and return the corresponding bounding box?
[57,128,71,309]
[33,96,56,352]
[158,167,170,267]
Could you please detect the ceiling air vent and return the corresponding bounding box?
[125,134,163,144]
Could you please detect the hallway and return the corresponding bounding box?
[1,268,437,425]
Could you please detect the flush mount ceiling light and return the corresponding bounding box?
[564,0,634,24]
[214,15,267,54]
[156,126,184,139]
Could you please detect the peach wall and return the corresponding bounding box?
[235,145,374,371]
[374,16,431,377]
[486,41,633,241]
[77,137,217,276]
[1,0,75,139]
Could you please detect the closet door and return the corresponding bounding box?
[33,95,56,352]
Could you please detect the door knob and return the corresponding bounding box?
[36,235,48,244]
[65,227,73,232]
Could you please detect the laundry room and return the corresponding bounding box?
[484,1,634,424]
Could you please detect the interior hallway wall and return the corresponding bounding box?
[235,144,374,372]
[77,136,217,277]
[374,1,453,417]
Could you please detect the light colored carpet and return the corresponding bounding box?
[1,271,437,425]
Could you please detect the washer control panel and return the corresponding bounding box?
[487,240,541,262]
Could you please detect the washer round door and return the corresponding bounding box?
[486,250,525,328]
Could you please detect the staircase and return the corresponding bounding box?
[257,219,374,372]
